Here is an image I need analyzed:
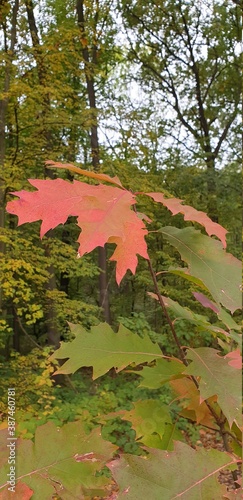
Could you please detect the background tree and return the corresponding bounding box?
[76,0,119,323]
[0,0,19,311]
[119,0,241,221]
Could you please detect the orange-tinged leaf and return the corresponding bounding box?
[170,377,218,427]
[146,192,227,246]
[223,490,243,500]
[6,179,148,284]
[46,160,124,188]
[184,348,242,427]
[0,482,33,500]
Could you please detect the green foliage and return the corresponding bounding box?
[0,229,48,326]
[116,312,162,344]
[102,418,142,456]
[0,348,58,437]
[26,368,169,457]
[0,228,100,342]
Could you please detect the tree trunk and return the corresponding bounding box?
[24,0,60,347]
[0,0,19,338]
[76,0,111,323]
[12,306,20,352]
[205,153,218,223]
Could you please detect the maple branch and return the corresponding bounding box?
[133,188,188,363]
[146,260,239,457]
[180,418,241,447]
[146,258,188,365]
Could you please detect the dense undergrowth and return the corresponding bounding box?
[1,346,205,455]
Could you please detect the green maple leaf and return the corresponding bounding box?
[50,322,162,379]
[136,358,184,389]
[122,400,171,440]
[108,442,237,500]
[160,226,241,313]
[0,421,117,499]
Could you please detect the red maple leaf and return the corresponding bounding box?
[145,192,227,247]
[6,179,148,284]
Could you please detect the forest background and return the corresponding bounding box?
[0,0,241,495]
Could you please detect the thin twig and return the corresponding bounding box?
[16,314,43,350]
